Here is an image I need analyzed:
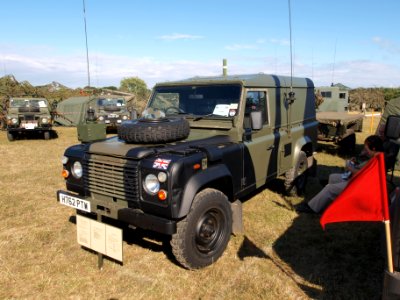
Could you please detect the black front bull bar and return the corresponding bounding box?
[57,190,177,235]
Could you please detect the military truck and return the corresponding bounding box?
[316,85,364,151]
[54,95,130,129]
[6,97,54,141]
[57,73,318,269]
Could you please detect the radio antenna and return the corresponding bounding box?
[287,0,295,104]
[288,0,293,91]
[331,38,337,86]
[83,0,91,87]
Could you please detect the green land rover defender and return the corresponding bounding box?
[6,97,54,141]
[58,74,318,269]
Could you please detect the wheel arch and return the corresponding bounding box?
[177,165,233,218]
[293,136,314,167]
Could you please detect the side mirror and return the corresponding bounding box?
[250,111,263,130]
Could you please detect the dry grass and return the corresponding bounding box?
[0,116,390,299]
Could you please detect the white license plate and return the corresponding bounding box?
[59,192,91,212]
[24,123,37,129]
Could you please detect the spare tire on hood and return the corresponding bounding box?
[118,117,190,143]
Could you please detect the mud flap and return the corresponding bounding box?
[231,200,243,235]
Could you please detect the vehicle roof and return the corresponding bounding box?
[10,97,48,101]
[155,73,313,89]
[60,95,125,105]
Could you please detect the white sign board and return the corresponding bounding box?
[77,215,123,262]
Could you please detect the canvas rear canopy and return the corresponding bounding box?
[55,96,93,126]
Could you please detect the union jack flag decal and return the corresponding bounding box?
[153,158,171,170]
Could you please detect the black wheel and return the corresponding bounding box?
[118,117,190,143]
[171,188,232,269]
[7,131,15,142]
[338,131,356,152]
[285,151,309,196]
[44,131,50,140]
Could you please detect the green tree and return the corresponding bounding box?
[120,77,148,96]
[120,77,151,113]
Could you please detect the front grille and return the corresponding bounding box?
[83,155,139,204]
[21,115,38,121]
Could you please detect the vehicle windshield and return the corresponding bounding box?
[147,84,241,118]
[10,99,48,108]
[97,98,126,107]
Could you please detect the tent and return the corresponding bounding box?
[54,96,93,126]
[54,95,128,126]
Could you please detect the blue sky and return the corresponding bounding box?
[1,0,399,89]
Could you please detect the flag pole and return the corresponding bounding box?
[380,152,394,273]
[385,220,394,273]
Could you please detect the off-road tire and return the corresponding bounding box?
[7,131,15,142]
[338,131,356,152]
[118,117,190,143]
[285,151,308,196]
[103,106,120,112]
[171,188,232,269]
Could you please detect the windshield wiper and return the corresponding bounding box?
[193,114,217,121]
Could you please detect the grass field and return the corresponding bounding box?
[0,116,391,299]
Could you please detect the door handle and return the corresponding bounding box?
[267,145,275,151]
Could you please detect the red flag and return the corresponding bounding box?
[320,152,389,229]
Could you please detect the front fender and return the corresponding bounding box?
[177,165,232,218]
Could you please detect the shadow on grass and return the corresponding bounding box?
[69,214,176,265]
[8,129,58,140]
[273,214,385,299]
[317,140,363,159]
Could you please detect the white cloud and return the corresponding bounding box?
[372,36,400,54]
[2,45,400,89]
[225,44,259,51]
[270,38,290,46]
[311,60,400,88]
[157,33,204,41]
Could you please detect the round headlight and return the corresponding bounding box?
[41,117,48,124]
[122,115,128,120]
[143,174,160,194]
[62,156,69,165]
[11,118,18,124]
[71,161,83,179]
[158,172,167,183]
[98,116,104,121]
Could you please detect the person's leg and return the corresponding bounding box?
[328,173,346,184]
[308,181,348,213]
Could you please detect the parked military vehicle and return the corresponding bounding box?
[316,85,363,151]
[54,95,131,129]
[57,73,318,269]
[5,97,54,141]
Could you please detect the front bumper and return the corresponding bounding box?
[57,190,176,235]
[8,126,52,132]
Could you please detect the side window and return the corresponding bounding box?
[245,91,268,125]
[321,91,332,98]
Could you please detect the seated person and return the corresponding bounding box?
[296,135,384,214]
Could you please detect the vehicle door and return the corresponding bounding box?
[242,89,278,189]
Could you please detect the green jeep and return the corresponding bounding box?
[58,74,318,269]
[6,97,54,141]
